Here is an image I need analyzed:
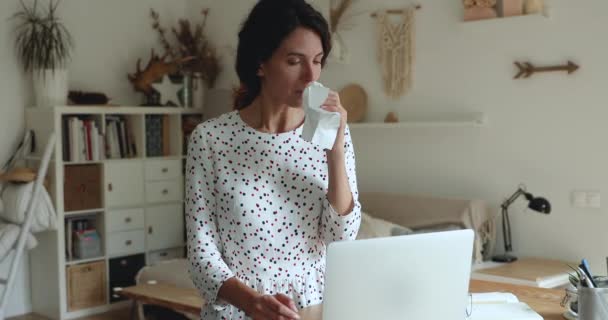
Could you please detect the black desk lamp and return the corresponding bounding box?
[492,186,551,263]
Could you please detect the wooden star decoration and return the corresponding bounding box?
[151,75,183,106]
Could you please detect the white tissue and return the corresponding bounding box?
[301,81,341,150]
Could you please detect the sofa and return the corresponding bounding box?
[135,192,495,318]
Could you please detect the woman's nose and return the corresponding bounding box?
[301,62,317,82]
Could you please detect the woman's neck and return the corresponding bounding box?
[240,96,304,134]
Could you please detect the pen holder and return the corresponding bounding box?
[577,287,608,320]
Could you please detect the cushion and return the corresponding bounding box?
[1,182,57,232]
[356,212,412,240]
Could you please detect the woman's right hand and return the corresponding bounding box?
[245,293,301,320]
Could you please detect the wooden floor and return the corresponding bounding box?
[8,308,131,320]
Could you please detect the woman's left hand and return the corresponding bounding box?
[321,90,347,154]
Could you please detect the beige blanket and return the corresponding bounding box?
[359,192,495,263]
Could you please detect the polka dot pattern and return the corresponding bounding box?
[186,111,361,320]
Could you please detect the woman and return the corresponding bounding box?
[185,0,361,319]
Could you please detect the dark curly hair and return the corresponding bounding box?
[234,0,332,109]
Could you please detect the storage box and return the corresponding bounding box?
[109,253,146,302]
[67,261,106,311]
[73,229,102,259]
[64,164,102,211]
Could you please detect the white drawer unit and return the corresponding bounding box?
[106,208,145,233]
[145,180,183,203]
[147,247,185,265]
[145,204,185,251]
[145,159,181,181]
[107,230,145,257]
[105,161,144,208]
[26,107,202,319]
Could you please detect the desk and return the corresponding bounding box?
[119,279,566,319]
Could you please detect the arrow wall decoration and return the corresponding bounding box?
[514,60,579,79]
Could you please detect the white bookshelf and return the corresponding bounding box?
[24,106,203,319]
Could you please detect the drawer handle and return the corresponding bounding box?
[125,217,132,223]
[108,183,113,192]
[125,240,132,246]
[162,189,169,195]
[84,266,92,272]
[148,226,153,234]
[160,252,168,257]
[120,260,127,266]
[161,167,169,173]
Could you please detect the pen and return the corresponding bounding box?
[578,266,596,288]
[580,259,597,287]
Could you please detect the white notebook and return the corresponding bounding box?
[466,293,543,320]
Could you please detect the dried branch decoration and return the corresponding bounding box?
[330,0,352,32]
[330,0,360,33]
[150,8,221,88]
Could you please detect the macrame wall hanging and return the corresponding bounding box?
[372,5,419,99]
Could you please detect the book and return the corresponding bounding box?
[467,292,542,320]
[472,257,574,288]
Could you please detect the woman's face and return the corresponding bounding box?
[258,27,324,107]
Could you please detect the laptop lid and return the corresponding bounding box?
[322,229,474,320]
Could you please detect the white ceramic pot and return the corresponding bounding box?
[33,69,68,107]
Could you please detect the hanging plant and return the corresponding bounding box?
[11,0,74,72]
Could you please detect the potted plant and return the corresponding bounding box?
[12,0,74,107]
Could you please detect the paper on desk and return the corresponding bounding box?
[466,302,542,320]
[300,81,341,150]
[471,292,519,304]
[466,293,542,320]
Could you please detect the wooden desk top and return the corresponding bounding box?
[119,284,202,315]
[120,279,566,319]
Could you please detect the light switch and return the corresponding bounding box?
[587,191,601,208]
[572,191,587,208]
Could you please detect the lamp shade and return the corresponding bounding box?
[525,193,551,214]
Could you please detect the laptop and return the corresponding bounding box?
[322,229,474,320]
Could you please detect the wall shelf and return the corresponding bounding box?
[462,12,549,25]
[65,208,104,216]
[349,113,487,129]
[65,256,106,266]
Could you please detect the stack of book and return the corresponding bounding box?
[105,115,137,159]
[62,117,104,162]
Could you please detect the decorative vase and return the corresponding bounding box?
[192,72,206,110]
[500,0,523,17]
[524,0,543,14]
[179,72,193,108]
[33,69,68,107]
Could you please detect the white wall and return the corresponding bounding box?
[1,1,32,316]
[3,0,608,316]
[198,0,608,274]
[327,0,608,271]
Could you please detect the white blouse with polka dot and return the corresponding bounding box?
[186,111,361,320]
